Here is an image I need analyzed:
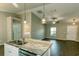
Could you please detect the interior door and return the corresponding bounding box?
[66,25,77,40]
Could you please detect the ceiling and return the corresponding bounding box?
[32,3,79,23]
[0,3,43,13]
[0,3,79,23]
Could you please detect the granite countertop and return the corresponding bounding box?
[7,38,52,56]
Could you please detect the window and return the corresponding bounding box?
[50,27,56,39]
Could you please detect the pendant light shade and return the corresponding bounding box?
[72,19,76,25]
[24,20,27,24]
[42,18,46,24]
[23,3,27,24]
[52,9,58,24]
[72,22,76,25]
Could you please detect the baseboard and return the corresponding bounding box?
[57,39,79,42]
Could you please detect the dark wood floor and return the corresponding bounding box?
[0,45,4,56]
[1,40,79,56]
[50,40,79,56]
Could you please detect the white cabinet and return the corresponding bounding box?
[4,43,19,56]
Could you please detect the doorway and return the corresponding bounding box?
[66,25,77,40]
[50,27,56,39]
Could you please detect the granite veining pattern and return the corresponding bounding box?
[7,39,51,56]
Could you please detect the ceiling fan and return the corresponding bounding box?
[46,16,64,24]
[46,9,64,24]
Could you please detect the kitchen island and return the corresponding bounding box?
[4,39,52,56]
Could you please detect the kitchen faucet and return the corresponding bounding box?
[22,37,25,44]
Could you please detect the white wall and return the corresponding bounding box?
[6,16,12,42]
[0,12,18,45]
[0,11,31,45]
[19,11,31,39]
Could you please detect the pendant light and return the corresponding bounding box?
[52,16,57,24]
[52,9,58,24]
[42,3,46,24]
[72,19,76,25]
[23,3,27,24]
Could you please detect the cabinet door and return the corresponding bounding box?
[4,44,19,56]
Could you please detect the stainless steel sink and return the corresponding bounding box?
[9,40,27,45]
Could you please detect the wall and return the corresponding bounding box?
[45,21,79,41]
[77,23,79,41]
[17,11,79,41]
[19,12,45,40]
[19,11,31,39]
[45,21,67,40]
[31,13,45,40]
[0,12,19,45]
